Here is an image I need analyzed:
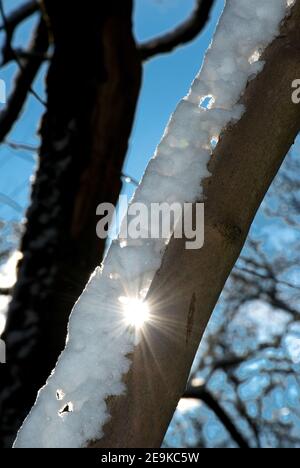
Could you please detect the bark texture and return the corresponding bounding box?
[0,0,141,447]
[90,3,300,448]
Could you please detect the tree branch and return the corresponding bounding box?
[4,140,38,153]
[0,18,48,142]
[0,0,40,65]
[121,173,139,187]
[0,192,23,213]
[183,385,250,448]
[139,0,214,61]
[90,2,300,448]
[0,287,12,295]
[0,0,38,32]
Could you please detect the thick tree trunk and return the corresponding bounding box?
[91,3,300,448]
[0,0,141,447]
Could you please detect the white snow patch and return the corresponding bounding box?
[0,251,21,289]
[0,295,10,335]
[14,0,290,448]
[285,335,300,364]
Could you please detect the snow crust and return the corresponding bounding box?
[14,0,289,448]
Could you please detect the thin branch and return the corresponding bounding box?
[13,48,51,62]
[235,265,300,291]
[0,0,47,107]
[4,140,38,153]
[139,0,214,61]
[0,286,12,295]
[121,173,139,187]
[0,18,48,142]
[0,1,38,32]
[0,0,39,65]
[184,385,250,449]
[0,192,23,213]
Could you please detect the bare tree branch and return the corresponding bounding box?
[235,265,300,291]
[0,287,12,295]
[121,173,139,187]
[4,140,38,153]
[0,18,48,142]
[184,385,250,448]
[12,48,51,62]
[0,192,23,213]
[0,0,47,107]
[0,0,40,65]
[0,1,38,32]
[139,0,214,61]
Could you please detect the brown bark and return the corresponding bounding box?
[90,2,300,448]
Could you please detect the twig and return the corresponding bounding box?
[0,0,39,65]
[0,286,12,295]
[0,0,47,107]
[4,140,38,153]
[0,1,38,33]
[184,384,250,449]
[0,18,49,142]
[235,265,300,291]
[139,0,214,61]
[0,192,23,213]
[13,48,51,62]
[121,173,140,187]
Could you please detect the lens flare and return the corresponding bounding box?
[119,296,150,329]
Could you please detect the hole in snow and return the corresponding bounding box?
[56,389,65,401]
[119,296,150,329]
[249,50,261,64]
[58,402,74,416]
[210,136,219,149]
[199,95,215,110]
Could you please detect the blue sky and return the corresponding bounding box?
[0,0,225,221]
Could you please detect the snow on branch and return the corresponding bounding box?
[139,0,215,61]
[14,0,291,449]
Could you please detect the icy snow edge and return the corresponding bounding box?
[14,0,290,448]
